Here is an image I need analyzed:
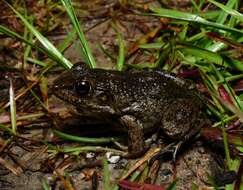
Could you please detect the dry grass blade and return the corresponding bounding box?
[121,147,161,180]
[54,168,75,190]
[0,156,23,176]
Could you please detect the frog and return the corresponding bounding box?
[52,63,209,158]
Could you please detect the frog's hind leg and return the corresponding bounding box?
[120,115,147,158]
[155,116,209,162]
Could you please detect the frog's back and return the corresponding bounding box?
[96,69,194,103]
[91,68,199,114]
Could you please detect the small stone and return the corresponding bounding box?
[160,168,173,182]
[106,152,121,164]
[86,152,95,159]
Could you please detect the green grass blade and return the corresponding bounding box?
[0,25,45,53]
[139,42,164,49]
[112,23,125,71]
[166,180,177,190]
[0,124,15,134]
[179,45,223,65]
[23,32,33,68]
[5,2,73,69]
[216,0,238,24]
[149,7,243,35]
[205,0,237,52]
[117,32,125,71]
[9,79,17,135]
[178,44,243,71]
[42,179,51,190]
[209,62,243,111]
[103,158,110,190]
[222,128,231,168]
[215,0,236,24]
[199,10,221,20]
[23,13,33,69]
[57,27,76,53]
[98,43,116,61]
[26,58,47,67]
[208,0,243,22]
[1,26,75,68]
[53,130,115,144]
[61,0,96,68]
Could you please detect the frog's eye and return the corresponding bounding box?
[75,81,90,95]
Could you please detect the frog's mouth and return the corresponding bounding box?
[52,72,87,106]
[53,87,81,106]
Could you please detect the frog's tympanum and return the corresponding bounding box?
[52,63,209,157]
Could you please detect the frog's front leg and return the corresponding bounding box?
[119,115,147,158]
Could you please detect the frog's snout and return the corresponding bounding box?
[51,84,58,93]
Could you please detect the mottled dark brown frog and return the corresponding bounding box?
[52,63,209,157]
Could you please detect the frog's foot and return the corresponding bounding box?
[119,115,147,159]
[149,141,182,163]
[172,141,183,162]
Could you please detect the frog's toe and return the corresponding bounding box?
[171,141,183,162]
[149,142,182,163]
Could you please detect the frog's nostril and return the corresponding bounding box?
[53,84,59,89]
[51,84,57,90]
[51,84,62,93]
